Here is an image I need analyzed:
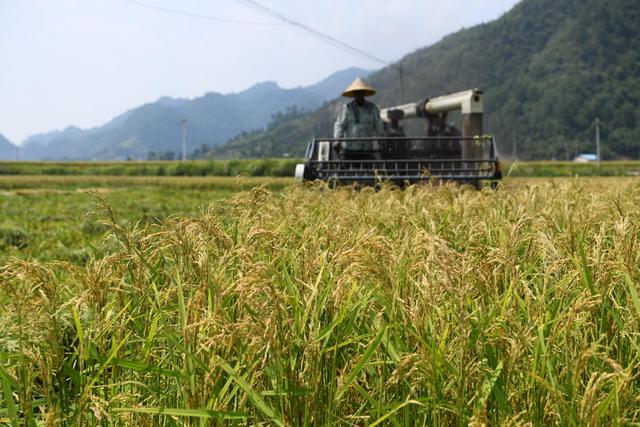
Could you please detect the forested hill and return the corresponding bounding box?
[205,0,640,160]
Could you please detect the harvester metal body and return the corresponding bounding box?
[295,89,502,188]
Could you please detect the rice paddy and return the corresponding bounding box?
[1,175,639,425]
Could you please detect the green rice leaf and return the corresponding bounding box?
[216,356,284,426]
[336,326,387,401]
[369,400,427,427]
[625,273,640,321]
[113,406,247,419]
[0,364,18,427]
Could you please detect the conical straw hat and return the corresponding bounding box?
[341,78,376,97]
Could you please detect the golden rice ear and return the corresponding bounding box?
[3,177,640,425]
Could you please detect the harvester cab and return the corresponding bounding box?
[295,89,502,188]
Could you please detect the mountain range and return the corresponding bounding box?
[6,0,639,161]
[15,67,371,160]
[204,0,640,160]
[0,135,17,160]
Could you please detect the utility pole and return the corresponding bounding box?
[180,119,187,162]
[398,63,404,104]
[595,117,601,167]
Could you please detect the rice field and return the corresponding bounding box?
[0,176,291,265]
[1,176,640,425]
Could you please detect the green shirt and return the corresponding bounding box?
[333,100,384,139]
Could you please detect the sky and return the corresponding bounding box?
[0,0,520,144]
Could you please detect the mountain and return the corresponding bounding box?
[20,67,371,160]
[0,134,17,160]
[205,0,640,160]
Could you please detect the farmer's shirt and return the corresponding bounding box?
[333,100,384,139]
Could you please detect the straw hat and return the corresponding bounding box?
[341,78,376,97]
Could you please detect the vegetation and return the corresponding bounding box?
[1,177,640,425]
[198,105,320,159]
[206,0,640,160]
[0,160,300,177]
[147,150,177,161]
[0,176,289,265]
[3,160,640,178]
[503,160,640,177]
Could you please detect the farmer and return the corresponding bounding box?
[333,78,384,156]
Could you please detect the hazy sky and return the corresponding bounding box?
[0,0,520,144]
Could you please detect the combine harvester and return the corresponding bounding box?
[295,89,502,188]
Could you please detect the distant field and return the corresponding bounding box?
[0,176,289,264]
[0,175,292,191]
[0,159,300,177]
[2,159,640,177]
[504,160,640,177]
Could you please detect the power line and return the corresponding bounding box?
[180,118,187,162]
[121,0,393,67]
[236,0,391,67]
[235,0,406,102]
[119,0,285,26]
[122,0,405,101]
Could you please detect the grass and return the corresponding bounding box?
[0,176,291,265]
[2,159,640,178]
[0,175,293,190]
[0,159,300,177]
[503,160,640,177]
[1,177,639,425]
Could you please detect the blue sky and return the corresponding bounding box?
[0,0,520,143]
